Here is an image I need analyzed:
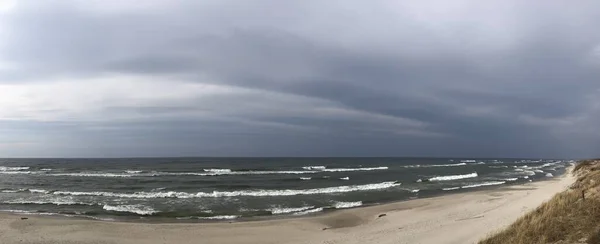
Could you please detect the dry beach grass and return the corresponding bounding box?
[480,159,600,244]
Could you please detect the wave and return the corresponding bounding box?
[302,166,326,170]
[155,170,316,176]
[102,204,158,215]
[269,206,314,214]
[203,169,232,173]
[293,207,323,216]
[40,168,52,171]
[340,177,350,180]
[299,177,311,181]
[410,189,420,193]
[333,201,362,209]
[503,178,518,181]
[319,167,388,172]
[3,199,96,206]
[534,170,545,173]
[545,173,554,177]
[461,181,505,189]
[0,171,32,175]
[1,189,23,193]
[125,170,143,174]
[0,166,30,171]
[404,163,467,168]
[2,189,51,194]
[198,215,238,220]
[460,160,476,163]
[51,181,400,198]
[489,166,508,168]
[442,187,460,191]
[49,173,132,178]
[429,172,478,181]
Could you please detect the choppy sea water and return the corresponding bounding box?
[0,158,572,221]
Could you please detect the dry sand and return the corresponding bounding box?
[0,171,574,244]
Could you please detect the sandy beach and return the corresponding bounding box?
[0,171,574,244]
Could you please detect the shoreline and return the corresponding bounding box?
[0,170,564,224]
[0,168,575,244]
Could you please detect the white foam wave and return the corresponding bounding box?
[333,201,362,209]
[293,207,324,215]
[52,181,400,198]
[442,187,460,191]
[429,172,478,181]
[3,199,95,206]
[404,163,467,168]
[102,204,158,215]
[269,206,314,214]
[49,173,132,177]
[534,170,544,173]
[28,189,50,194]
[545,173,554,177]
[299,177,311,180]
[416,179,423,183]
[427,163,467,167]
[340,177,350,180]
[0,166,30,171]
[125,170,143,174]
[524,176,529,179]
[0,171,32,175]
[198,215,238,220]
[302,166,326,170]
[460,160,476,163]
[319,167,388,172]
[203,169,232,173]
[489,166,508,168]
[156,170,316,176]
[1,189,23,193]
[40,168,52,171]
[410,189,420,193]
[524,171,536,176]
[503,178,518,181]
[461,181,505,189]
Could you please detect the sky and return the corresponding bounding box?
[0,0,599,158]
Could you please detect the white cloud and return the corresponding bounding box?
[0,0,17,13]
[0,74,428,136]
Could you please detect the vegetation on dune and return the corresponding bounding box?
[480,159,600,244]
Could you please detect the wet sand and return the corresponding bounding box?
[0,170,574,244]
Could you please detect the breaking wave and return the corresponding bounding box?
[429,172,478,181]
[50,181,400,198]
[333,201,362,209]
[102,204,158,215]
[302,166,326,170]
[461,181,505,189]
[269,206,314,214]
[293,207,323,215]
[0,166,30,171]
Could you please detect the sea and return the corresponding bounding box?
[0,158,572,222]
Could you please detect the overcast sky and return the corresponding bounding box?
[0,0,599,158]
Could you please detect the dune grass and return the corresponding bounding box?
[480,159,600,244]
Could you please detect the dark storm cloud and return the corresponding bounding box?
[0,0,599,157]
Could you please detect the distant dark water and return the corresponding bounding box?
[0,158,571,221]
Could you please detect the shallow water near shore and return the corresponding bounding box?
[0,157,571,222]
